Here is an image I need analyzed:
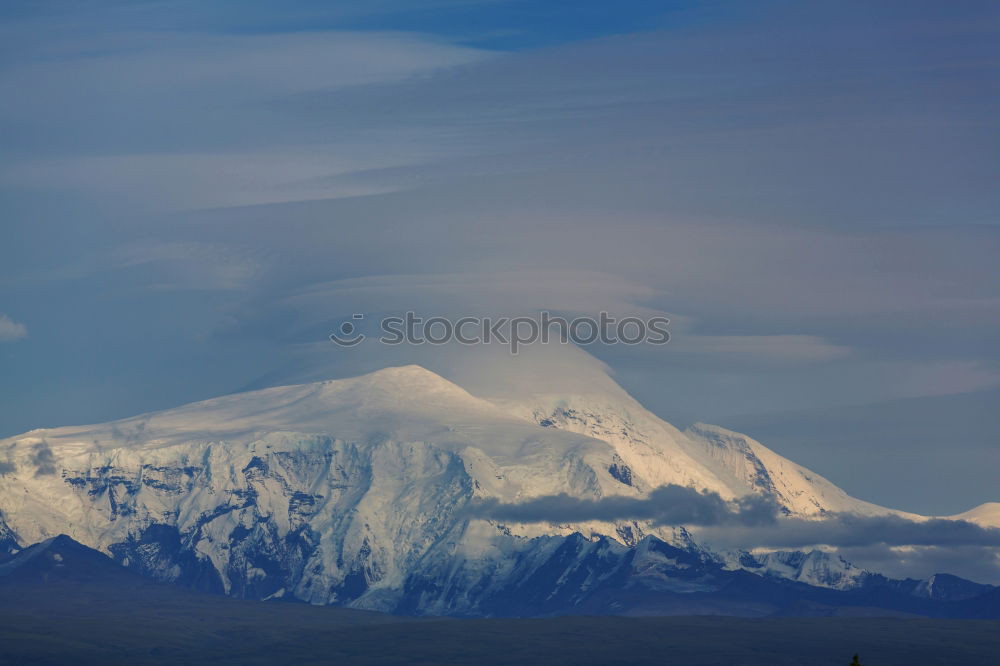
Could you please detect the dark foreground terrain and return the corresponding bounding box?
[4,599,999,666]
[1,536,998,665]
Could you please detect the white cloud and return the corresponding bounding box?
[5,147,439,212]
[0,314,27,342]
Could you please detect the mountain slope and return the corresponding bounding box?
[501,387,905,518]
[951,502,1000,527]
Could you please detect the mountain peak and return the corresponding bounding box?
[365,364,445,380]
[0,533,130,585]
[332,364,480,400]
[949,502,1000,527]
[0,364,507,460]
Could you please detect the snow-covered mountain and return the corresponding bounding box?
[0,365,994,615]
[950,502,1000,528]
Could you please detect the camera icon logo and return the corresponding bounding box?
[329,314,366,347]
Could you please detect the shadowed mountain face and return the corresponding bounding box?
[0,536,999,666]
[0,534,131,586]
[1,534,998,622]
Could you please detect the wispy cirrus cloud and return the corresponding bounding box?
[0,26,488,211]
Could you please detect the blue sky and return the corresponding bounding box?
[1,0,998,515]
[0,0,720,49]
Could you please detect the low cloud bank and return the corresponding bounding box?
[708,514,1000,549]
[469,485,1000,548]
[467,484,779,527]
